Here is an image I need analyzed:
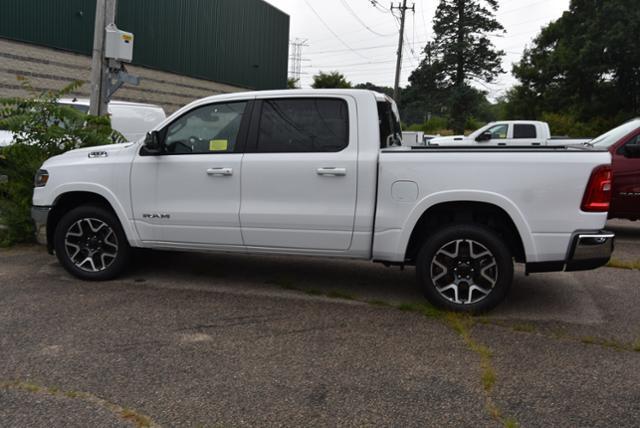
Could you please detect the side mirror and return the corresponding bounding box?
[624,144,640,158]
[143,130,163,154]
[476,131,492,142]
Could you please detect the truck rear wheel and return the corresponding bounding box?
[53,205,131,281]
[416,224,513,313]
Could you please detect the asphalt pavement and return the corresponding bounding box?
[607,219,640,263]
[0,225,639,427]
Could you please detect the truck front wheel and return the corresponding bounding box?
[53,205,131,281]
[416,224,513,313]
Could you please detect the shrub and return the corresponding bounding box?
[464,116,484,132]
[423,116,448,133]
[0,77,121,246]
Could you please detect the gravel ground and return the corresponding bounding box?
[0,243,639,427]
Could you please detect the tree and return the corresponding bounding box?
[403,42,448,124]
[507,0,640,134]
[311,71,352,89]
[354,82,393,98]
[430,0,505,132]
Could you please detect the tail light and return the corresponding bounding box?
[581,165,612,212]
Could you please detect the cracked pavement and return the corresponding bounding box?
[0,219,639,427]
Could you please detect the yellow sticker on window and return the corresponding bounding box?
[209,139,228,151]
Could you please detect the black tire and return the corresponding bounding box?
[54,204,131,281]
[416,224,513,314]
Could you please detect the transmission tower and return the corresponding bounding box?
[288,38,309,87]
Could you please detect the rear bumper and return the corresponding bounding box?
[526,230,614,273]
[565,231,615,271]
[31,205,51,246]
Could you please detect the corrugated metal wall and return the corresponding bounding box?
[0,0,289,90]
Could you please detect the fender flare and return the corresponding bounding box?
[50,182,141,246]
[398,190,536,262]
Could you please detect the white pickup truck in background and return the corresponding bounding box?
[31,90,614,313]
[0,99,166,146]
[428,120,590,147]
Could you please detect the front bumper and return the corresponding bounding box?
[565,231,615,272]
[31,205,51,246]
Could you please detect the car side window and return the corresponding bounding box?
[618,134,640,155]
[487,124,508,139]
[256,98,349,153]
[513,124,537,139]
[164,101,247,154]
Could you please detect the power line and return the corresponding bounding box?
[307,39,428,55]
[497,0,556,16]
[338,0,396,37]
[369,0,391,14]
[303,0,370,60]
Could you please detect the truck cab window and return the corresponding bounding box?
[164,101,247,154]
[256,98,348,153]
[487,124,508,139]
[378,101,402,148]
[513,124,536,139]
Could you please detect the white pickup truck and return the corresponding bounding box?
[0,99,166,147]
[428,120,590,147]
[31,90,615,313]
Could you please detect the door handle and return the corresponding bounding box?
[206,167,233,176]
[317,167,347,176]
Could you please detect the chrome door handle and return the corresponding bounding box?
[206,167,233,176]
[317,167,347,176]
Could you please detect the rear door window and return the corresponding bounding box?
[256,98,349,153]
[513,124,537,139]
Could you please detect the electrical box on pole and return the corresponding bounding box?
[105,24,134,62]
[89,0,139,116]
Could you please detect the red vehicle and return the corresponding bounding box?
[589,119,640,221]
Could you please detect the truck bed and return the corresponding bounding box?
[373,146,611,263]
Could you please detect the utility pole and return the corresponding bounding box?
[89,0,117,116]
[391,0,414,103]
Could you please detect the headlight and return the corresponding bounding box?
[34,169,49,187]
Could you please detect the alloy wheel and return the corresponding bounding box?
[64,218,119,272]
[429,239,498,305]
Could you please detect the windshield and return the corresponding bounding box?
[590,119,640,148]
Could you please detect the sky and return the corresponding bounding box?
[263,0,571,99]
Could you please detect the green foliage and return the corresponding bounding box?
[507,0,640,132]
[0,77,121,246]
[354,82,393,98]
[0,144,45,245]
[287,77,299,89]
[403,1,505,133]
[405,123,424,132]
[432,0,505,133]
[423,116,449,133]
[311,71,352,89]
[464,116,484,132]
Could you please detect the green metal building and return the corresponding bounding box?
[0,0,290,90]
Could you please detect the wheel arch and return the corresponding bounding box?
[47,187,138,252]
[401,193,534,264]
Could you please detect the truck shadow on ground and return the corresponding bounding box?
[125,249,603,324]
